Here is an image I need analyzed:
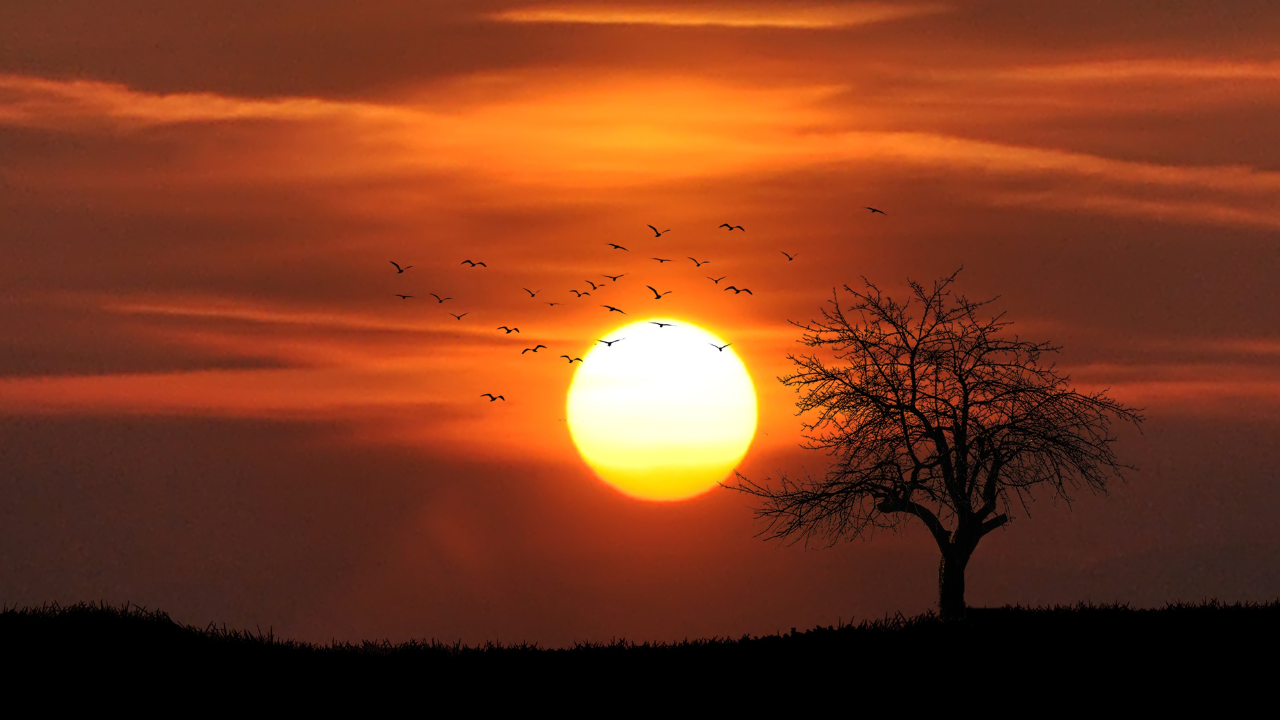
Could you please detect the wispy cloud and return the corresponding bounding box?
[491,2,946,29]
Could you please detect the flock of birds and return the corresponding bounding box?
[387,210,887,403]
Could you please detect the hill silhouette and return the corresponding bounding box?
[2,600,1276,701]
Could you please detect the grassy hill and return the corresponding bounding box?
[3,600,1275,700]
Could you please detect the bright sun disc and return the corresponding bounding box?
[566,319,757,501]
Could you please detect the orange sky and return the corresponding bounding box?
[3,1,1280,644]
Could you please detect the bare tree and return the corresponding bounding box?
[732,271,1143,620]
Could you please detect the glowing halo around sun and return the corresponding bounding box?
[566,319,757,501]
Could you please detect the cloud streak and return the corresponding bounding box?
[491,2,947,29]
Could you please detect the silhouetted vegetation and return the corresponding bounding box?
[734,272,1143,619]
[3,600,1275,696]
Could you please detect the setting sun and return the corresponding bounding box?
[566,319,757,501]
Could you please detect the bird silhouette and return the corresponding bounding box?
[651,257,672,264]
[570,289,591,297]
[603,274,626,282]
[461,259,488,267]
[497,326,520,334]
[688,257,710,267]
[585,280,600,290]
[707,276,726,284]
[607,243,629,251]
[522,345,547,354]
[647,225,671,237]
[781,251,796,261]
[649,321,674,328]
[523,288,540,297]
[430,293,452,303]
[602,305,626,314]
[394,294,414,299]
[646,285,672,299]
[864,207,886,215]
[481,393,505,402]
[390,261,413,273]
[710,343,732,352]
[560,355,583,363]
[449,312,468,320]
[724,286,754,295]
[545,302,562,306]
[596,338,625,346]
[718,223,744,231]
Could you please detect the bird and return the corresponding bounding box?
[607,243,629,251]
[864,207,886,215]
[596,338,624,347]
[651,257,672,264]
[647,225,671,237]
[649,321,674,328]
[603,274,626,282]
[570,289,591,297]
[545,302,562,306]
[480,393,505,402]
[585,280,600,290]
[497,326,520,334]
[390,261,413,273]
[522,345,547,354]
[560,355,583,363]
[707,276,726,284]
[602,305,626,314]
[781,251,796,261]
[688,257,709,267]
[461,259,487,267]
[430,293,452,303]
[646,285,672,299]
[710,343,732,352]
[449,312,468,320]
[523,288,540,297]
[724,286,753,295]
[718,223,744,231]
[394,294,414,299]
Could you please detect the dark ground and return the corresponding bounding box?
[2,600,1276,705]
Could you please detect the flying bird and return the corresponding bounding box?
[603,274,626,282]
[523,288,540,297]
[602,305,626,314]
[646,285,672,299]
[394,294,414,299]
[480,393,505,402]
[596,338,624,346]
[718,224,744,231]
[449,312,468,320]
[570,289,591,297]
[688,257,709,267]
[781,251,796,261]
[649,322,674,328]
[707,276,726,284]
[545,302,562,306]
[651,257,672,264]
[864,207,886,215]
[607,243,629,251]
[710,343,732,352]
[724,286,754,295]
[430,293,452,303]
[522,345,547,354]
[497,326,520,334]
[461,259,488,267]
[390,261,413,273]
[647,225,671,237]
[560,355,583,363]
[585,280,600,290]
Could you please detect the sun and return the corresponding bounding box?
[566,319,757,501]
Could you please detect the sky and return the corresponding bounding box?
[2,0,1279,645]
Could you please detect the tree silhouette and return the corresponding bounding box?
[732,271,1143,620]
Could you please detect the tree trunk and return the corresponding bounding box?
[938,546,972,621]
